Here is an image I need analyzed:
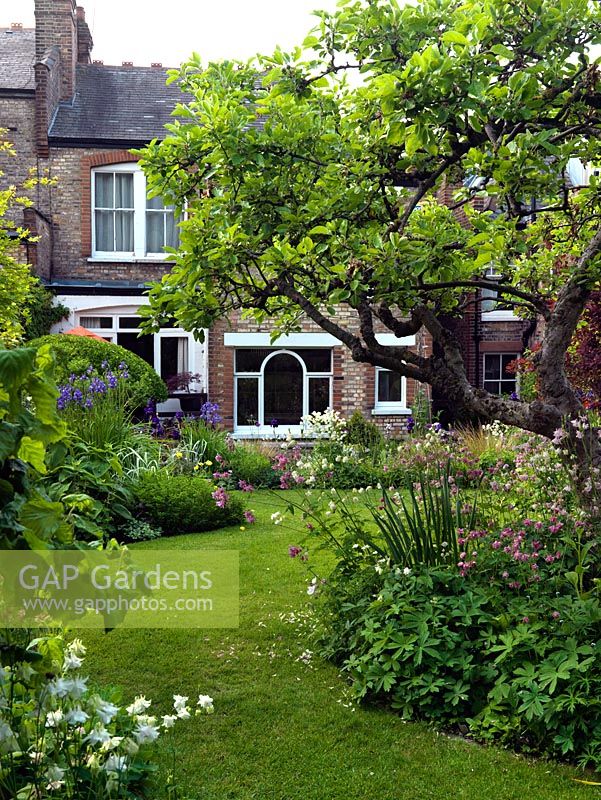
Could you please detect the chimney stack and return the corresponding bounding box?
[151,62,162,68]
[11,23,23,31]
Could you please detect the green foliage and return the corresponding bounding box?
[43,439,134,542]
[319,562,601,770]
[177,418,230,463]
[134,471,244,534]
[363,465,475,568]
[0,345,72,549]
[345,410,384,451]
[22,283,68,341]
[0,261,37,348]
[138,0,601,442]
[227,444,279,487]
[117,518,162,543]
[28,334,168,408]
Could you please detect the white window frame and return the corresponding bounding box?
[481,267,517,321]
[76,307,197,387]
[482,352,519,397]
[372,367,411,415]
[234,348,333,436]
[91,163,179,261]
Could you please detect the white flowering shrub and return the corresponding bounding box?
[0,635,213,799]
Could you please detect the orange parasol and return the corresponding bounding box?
[64,326,107,341]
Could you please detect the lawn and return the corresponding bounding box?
[83,491,597,800]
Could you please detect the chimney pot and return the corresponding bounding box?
[76,6,86,21]
[151,62,162,68]
[122,61,133,67]
[11,23,23,31]
[93,59,104,65]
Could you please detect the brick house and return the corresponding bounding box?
[0,0,532,434]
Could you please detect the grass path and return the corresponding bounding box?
[84,493,596,800]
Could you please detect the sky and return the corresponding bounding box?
[1,0,341,67]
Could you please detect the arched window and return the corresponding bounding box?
[234,348,332,433]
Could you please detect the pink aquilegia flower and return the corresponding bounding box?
[212,487,229,509]
[288,546,303,559]
[243,510,256,524]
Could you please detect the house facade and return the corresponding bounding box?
[0,0,531,434]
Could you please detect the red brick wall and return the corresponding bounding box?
[34,0,78,101]
[47,146,174,283]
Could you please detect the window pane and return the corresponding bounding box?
[165,211,179,249]
[264,354,303,426]
[235,349,272,373]
[118,317,142,329]
[117,332,154,367]
[377,371,402,403]
[237,378,259,425]
[160,336,189,382]
[502,354,517,378]
[95,211,114,251]
[298,349,331,372]
[115,173,134,208]
[499,380,516,395]
[95,173,113,208]
[80,316,113,329]
[115,210,134,251]
[146,212,164,253]
[484,355,500,380]
[483,381,499,394]
[309,378,330,413]
[147,195,165,210]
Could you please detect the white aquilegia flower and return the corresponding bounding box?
[45,765,66,791]
[307,577,318,596]
[162,714,178,729]
[101,736,123,752]
[196,694,214,712]
[65,706,89,725]
[403,567,412,576]
[45,710,64,728]
[173,694,189,712]
[94,699,119,725]
[134,721,160,745]
[65,677,88,700]
[47,677,70,697]
[63,652,84,671]
[67,638,87,658]
[85,725,111,746]
[122,738,139,756]
[103,754,128,774]
[126,695,152,716]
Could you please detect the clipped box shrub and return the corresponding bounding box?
[134,472,244,534]
[28,334,167,408]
